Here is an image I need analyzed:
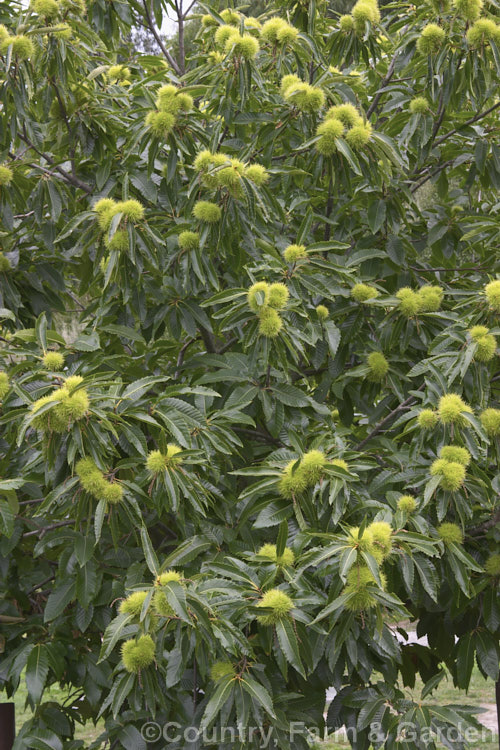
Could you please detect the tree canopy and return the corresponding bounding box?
[0,0,499,748]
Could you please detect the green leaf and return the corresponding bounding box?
[98,613,134,663]
[200,675,234,729]
[162,536,211,566]
[367,199,386,234]
[44,581,76,622]
[456,634,475,689]
[240,675,276,719]
[35,312,48,352]
[475,630,499,681]
[26,644,49,704]
[0,478,25,491]
[276,519,288,558]
[0,498,15,537]
[140,526,159,576]
[23,729,63,750]
[275,618,306,678]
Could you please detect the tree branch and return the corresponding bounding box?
[410,158,457,193]
[466,509,500,538]
[17,132,93,194]
[355,388,423,450]
[176,0,185,74]
[142,0,181,76]
[366,52,398,119]
[434,100,500,147]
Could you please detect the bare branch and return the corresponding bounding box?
[366,52,398,119]
[17,132,93,194]
[434,100,500,147]
[355,386,424,450]
[142,0,181,75]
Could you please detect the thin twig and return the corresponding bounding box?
[142,0,181,75]
[366,52,398,119]
[22,518,86,537]
[434,100,500,147]
[355,387,424,451]
[18,132,92,194]
[175,337,196,378]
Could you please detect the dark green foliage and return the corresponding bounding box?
[0,0,499,748]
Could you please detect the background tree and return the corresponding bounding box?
[0,0,499,748]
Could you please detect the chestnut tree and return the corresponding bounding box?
[0,0,499,747]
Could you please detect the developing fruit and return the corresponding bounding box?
[178,231,199,251]
[316,305,329,320]
[346,526,376,555]
[453,0,482,21]
[343,566,382,612]
[0,372,9,399]
[316,119,344,156]
[247,281,270,312]
[0,165,13,186]
[121,634,155,673]
[119,591,148,617]
[484,279,500,311]
[76,457,123,504]
[418,409,438,429]
[32,0,60,17]
[484,553,500,576]
[31,377,89,433]
[339,14,355,31]
[107,64,130,82]
[439,445,470,466]
[397,288,420,317]
[466,19,498,45]
[437,522,463,545]
[468,326,497,362]
[146,446,182,473]
[283,80,325,113]
[105,230,128,252]
[300,449,327,484]
[225,34,260,60]
[260,17,298,46]
[244,164,268,186]
[145,110,176,138]
[417,285,443,312]
[0,35,35,59]
[331,458,348,471]
[345,122,372,149]
[210,661,235,681]
[256,589,294,625]
[351,283,379,302]
[397,495,417,513]
[258,307,282,337]
[367,521,393,559]
[430,459,466,492]
[278,459,308,498]
[215,24,239,48]
[283,244,307,263]
[153,570,183,617]
[42,351,65,371]
[367,352,389,381]
[267,283,289,310]
[192,201,221,223]
[409,97,429,114]
[417,24,446,54]
[326,104,362,128]
[257,543,295,566]
[480,408,500,436]
[437,394,472,425]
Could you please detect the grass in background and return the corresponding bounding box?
[8,665,498,747]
